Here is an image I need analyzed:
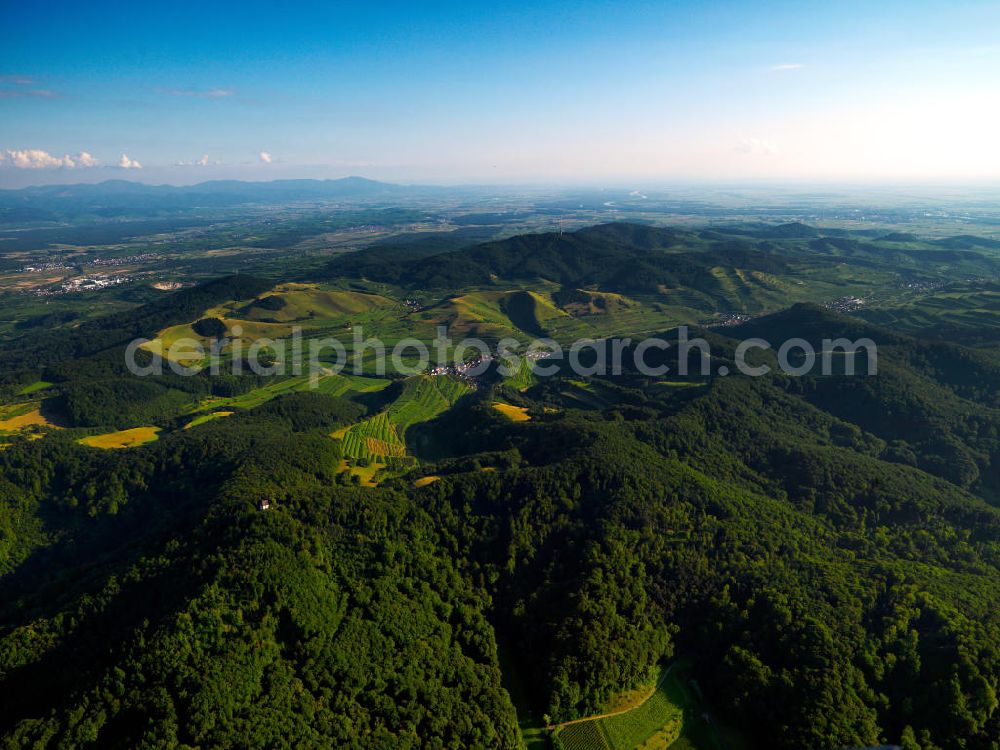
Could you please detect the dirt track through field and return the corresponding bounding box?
[548,664,673,731]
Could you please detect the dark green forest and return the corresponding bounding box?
[2,226,1000,749]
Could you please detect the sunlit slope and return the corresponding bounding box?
[231,284,400,323]
[332,375,472,465]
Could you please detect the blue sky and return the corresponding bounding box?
[2,0,999,186]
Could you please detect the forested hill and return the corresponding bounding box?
[325,222,790,293]
[1,297,1000,747]
[724,304,1000,496]
[3,212,1000,749]
[0,274,272,374]
[323,220,1000,296]
[0,395,521,748]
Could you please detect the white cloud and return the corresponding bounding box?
[176,154,218,167]
[0,74,35,85]
[2,149,72,168]
[118,153,142,169]
[259,150,273,164]
[0,149,100,169]
[769,63,804,72]
[734,137,775,156]
[163,88,234,99]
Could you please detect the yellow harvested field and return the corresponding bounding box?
[493,402,531,422]
[79,426,161,449]
[414,475,441,487]
[0,408,58,431]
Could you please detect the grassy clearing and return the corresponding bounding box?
[79,426,161,449]
[555,660,747,750]
[560,289,640,317]
[140,318,297,366]
[416,289,589,340]
[193,378,315,412]
[17,380,53,395]
[311,371,393,397]
[415,291,517,337]
[413,475,441,487]
[336,459,380,487]
[504,355,538,391]
[240,286,399,323]
[183,411,234,429]
[190,372,391,413]
[139,323,207,365]
[493,402,531,422]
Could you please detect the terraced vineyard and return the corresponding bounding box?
[334,375,473,464]
[600,684,682,750]
[336,411,406,459]
[387,375,472,429]
[557,720,610,750]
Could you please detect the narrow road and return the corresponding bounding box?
[548,663,674,731]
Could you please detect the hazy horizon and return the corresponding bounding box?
[6,175,1000,196]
